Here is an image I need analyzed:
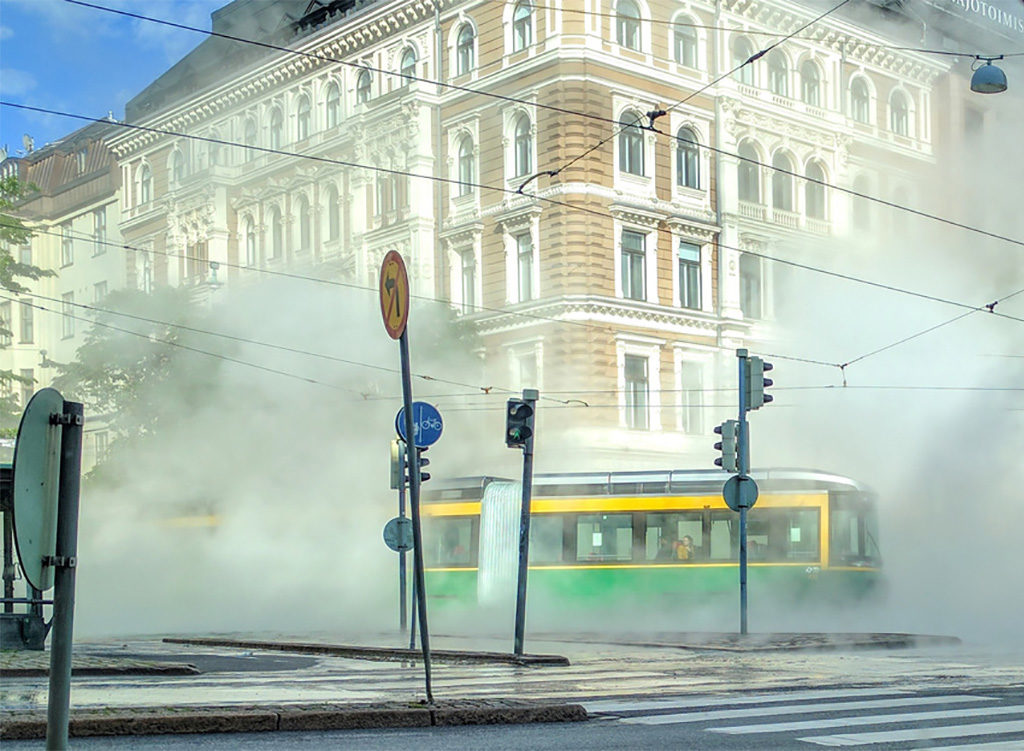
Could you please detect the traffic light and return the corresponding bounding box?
[505,398,534,448]
[415,447,431,483]
[746,357,774,410]
[714,420,739,472]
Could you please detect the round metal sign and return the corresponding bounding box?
[379,250,410,340]
[395,402,443,448]
[723,474,759,512]
[383,516,414,553]
[12,388,65,591]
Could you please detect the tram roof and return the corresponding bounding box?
[426,468,872,500]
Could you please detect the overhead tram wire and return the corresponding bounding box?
[59,1,1024,251]
[544,0,853,182]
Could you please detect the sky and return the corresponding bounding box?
[0,0,222,155]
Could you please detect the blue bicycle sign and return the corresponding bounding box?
[395,402,444,448]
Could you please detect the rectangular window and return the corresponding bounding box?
[516,232,533,302]
[61,292,75,339]
[61,223,73,266]
[424,517,476,567]
[621,230,646,300]
[708,508,821,562]
[19,368,34,407]
[460,249,475,313]
[94,281,108,303]
[529,515,564,563]
[678,241,701,310]
[576,514,633,562]
[19,300,33,343]
[646,512,703,561]
[0,302,11,346]
[93,207,106,255]
[624,354,649,430]
[18,244,31,265]
[517,350,538,391]
[95,431,109,461]
[679,361,703,434]
[740,254,762,319]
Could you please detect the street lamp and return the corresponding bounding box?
[971,56,1007,94]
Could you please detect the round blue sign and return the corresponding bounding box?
[395,402,443,448]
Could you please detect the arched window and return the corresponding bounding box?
[171,150,186,185]
[890,90,909,136]
[458,136,475,195]
[297,96,311,140]
[512,2,532,51]
[805,161,826,219]
[269,108,283,149]
[244,118,258,159]
[737,143,759,202]
[400,48,417,83]
[618,111,644,176]
[767,51,788,96]
[138,164,152,205]
[356,70,371,104]
[456,24,475,75]
[850,78,870,124]
[674,21,698,68]
[732,36,755,85]
[513,114,532,177]
[244,217,257,266]
[269,206,282,258]
[297,195,311,251]
[676,127,700,189]
[800,61,820,106]
[326,184,340,241]
[325,83,341,128]
[771,152,794,211]
[616,0,641,51]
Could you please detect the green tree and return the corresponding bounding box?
[0,175,55,432]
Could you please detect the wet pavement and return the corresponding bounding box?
[2,632,1023,739]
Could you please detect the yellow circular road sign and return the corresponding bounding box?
[379,250,410,340]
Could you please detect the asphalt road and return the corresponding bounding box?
[7,685,1024,750]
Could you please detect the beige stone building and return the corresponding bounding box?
[9,0,993,470]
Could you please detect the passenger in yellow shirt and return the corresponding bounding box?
[676,535,695,561]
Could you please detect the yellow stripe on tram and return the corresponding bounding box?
[423,493,829,516]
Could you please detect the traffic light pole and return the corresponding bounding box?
[736,349,750,637]
[512,388,538,657]
[398,477,407,636]
[398,330,432,703]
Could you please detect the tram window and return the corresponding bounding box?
[424,517,475,567]
[831,502,880,565]
[645,512,703,561]
[576,514,632,562]
[709,512,737,560]
[530,514,564,563]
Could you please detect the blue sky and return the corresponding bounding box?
[0,0,223,155]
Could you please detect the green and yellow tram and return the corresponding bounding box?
[421,469,880,611]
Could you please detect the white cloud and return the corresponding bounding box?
[0,25,13,40]
[0,68,38,97]
[128,1,222,64]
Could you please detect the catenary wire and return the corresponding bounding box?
[55,1,1024,251]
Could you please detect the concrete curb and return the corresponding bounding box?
[0,664,201,678]
[163,637,570,666]
[0,701,588,740]
[532,632,962,653]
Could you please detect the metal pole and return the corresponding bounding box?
[46,400,83,751]
[408,577,417,651]
[399,330,433,703]
[398,479,407,636]
[513,389,538,657]
[2,508,13,613]
[736,349,749,636]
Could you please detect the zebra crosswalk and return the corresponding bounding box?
[583,688,1024,749]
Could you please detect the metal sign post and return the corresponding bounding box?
[389,440,408,635]
[736,350,750,636]
[46,400,83,751]
[510,389,538,656]
[380,250,433,703]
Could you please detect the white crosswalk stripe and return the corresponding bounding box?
[588,689,1024,749]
